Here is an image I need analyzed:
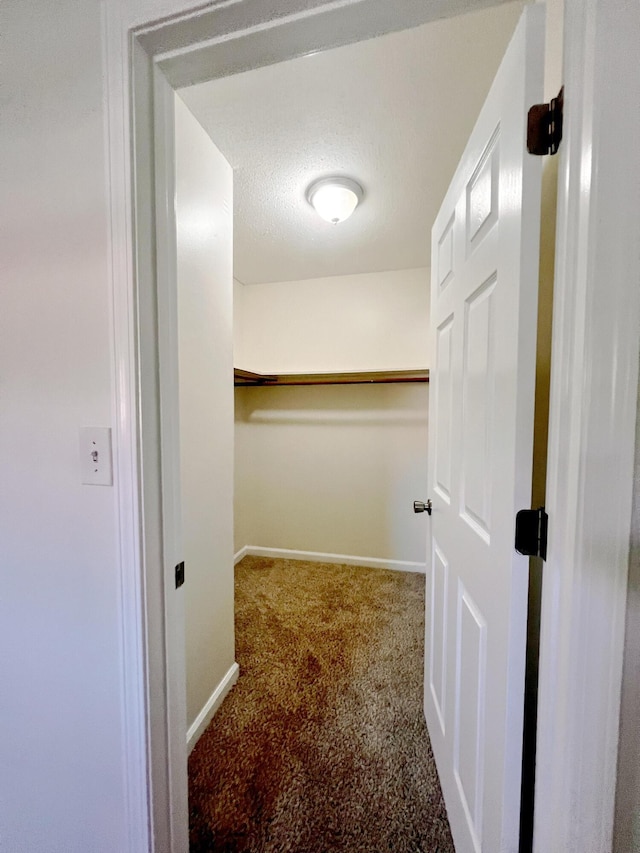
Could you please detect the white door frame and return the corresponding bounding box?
[102,1,640,851]
[534,1,640,850]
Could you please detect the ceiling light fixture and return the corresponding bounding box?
[306,177,364,224]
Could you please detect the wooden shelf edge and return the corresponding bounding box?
[234,368,429,386]
[233,368,278,384]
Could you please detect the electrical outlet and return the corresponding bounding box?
[79,427,113,486]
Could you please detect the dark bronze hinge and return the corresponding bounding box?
[527,86,564,156]
[515,507,548,560]
[175,561,185,589]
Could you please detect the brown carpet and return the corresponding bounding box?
[188,556,454,853]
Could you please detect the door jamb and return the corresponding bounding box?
[533,1,640,850]
[102,1,640,851]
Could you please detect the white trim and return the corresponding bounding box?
[240,545,425,574]
[234,546,248,566]
[102,3,151,851]
[145,0,509,90]
[153,70,189,853]
[534,0,640,850]
[187,663,240,754]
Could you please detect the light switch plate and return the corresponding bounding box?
[80,427,113,486]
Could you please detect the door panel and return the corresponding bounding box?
[438,214,456,287]
[430,541,449,734]
[424,7,544,852]
[466,132,499,252]
[454,581,486,849]
[435,316,454,502]
[461,272,496,540]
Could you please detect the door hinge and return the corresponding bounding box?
[175,561,185,589]
[527,86,564,156]
[515,507,548,560]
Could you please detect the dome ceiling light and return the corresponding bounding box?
[306,177,364,224]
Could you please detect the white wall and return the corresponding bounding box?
[0,2,127,850]
[234,269,430,566]
[233,277,245,362]
[175,96,236,731]
[235,383,429,563]
[234,268,429,373]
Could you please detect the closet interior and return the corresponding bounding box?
[232,270,431,570]
[173,0,527,757]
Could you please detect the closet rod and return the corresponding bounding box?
[234,368,429,387]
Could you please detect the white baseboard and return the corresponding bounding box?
[187,661,239,754]
[234,546,248,565]
[236,545,425,574]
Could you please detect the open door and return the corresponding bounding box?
[424,7,544,852]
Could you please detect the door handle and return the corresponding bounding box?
[414,499,432,516]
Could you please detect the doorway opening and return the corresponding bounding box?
[126,4,556,852]
[170,4,542,848]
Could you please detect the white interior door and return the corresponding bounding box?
[424,7,544,852]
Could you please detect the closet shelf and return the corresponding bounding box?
[234,368,429,387]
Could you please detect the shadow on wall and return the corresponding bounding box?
[240,383,429,427]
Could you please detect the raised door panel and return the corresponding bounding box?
[434,316,455,504]
[429,540,449,735]
[466,130,499,255]
[460,273,497,543]
[454,583,487,853]
[437,213,456,290]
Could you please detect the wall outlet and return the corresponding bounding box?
[79,427,113,486]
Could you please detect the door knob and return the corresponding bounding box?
[414,499,432,516]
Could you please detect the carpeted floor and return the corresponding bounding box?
[188,556,454,853]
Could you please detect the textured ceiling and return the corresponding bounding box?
[179,2,525,285]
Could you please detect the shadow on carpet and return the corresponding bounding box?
[188,556,454,853]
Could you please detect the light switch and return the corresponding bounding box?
[80,427,113,486]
